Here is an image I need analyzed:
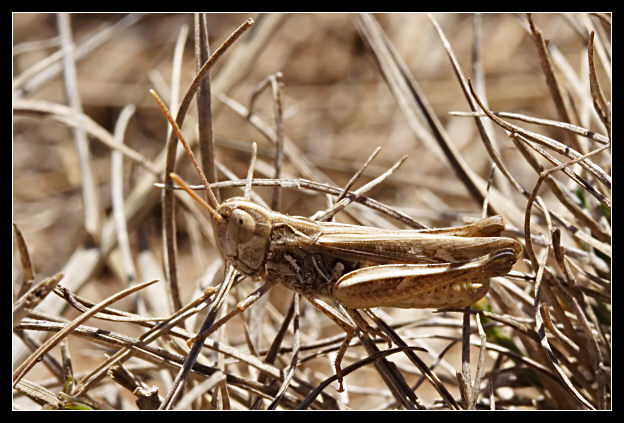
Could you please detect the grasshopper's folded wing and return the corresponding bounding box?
[313,217,521,265]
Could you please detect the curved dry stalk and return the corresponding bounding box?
[57,13,101,239]
[158,18,254,313]
[111,104,137,286]
[160,23,190,313]
[13,98,160,174]
[507,133,610,244]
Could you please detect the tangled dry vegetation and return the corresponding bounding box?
[13,13,610,410]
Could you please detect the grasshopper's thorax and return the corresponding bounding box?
[213,198,273,277]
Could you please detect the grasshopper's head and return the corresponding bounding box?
[212,197,273,277]
[155,89,272,278]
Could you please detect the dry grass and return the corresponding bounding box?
[13,13,610,410]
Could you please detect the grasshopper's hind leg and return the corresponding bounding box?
[345,307,393,348]
[304,296,358,392]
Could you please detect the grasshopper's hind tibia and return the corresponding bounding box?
[304,296,357,392]
[345,307,393,348]
[305,297,396,392]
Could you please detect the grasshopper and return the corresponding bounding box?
[150,90,522,392]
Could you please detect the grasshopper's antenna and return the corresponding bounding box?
[245,142,258,200]
[149,89,221,212]
[170,173,222,223]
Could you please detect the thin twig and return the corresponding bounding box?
[449,110,609,145]
[159,268,238,409]
[156,177,427,229]
[13,279,159,387]
[508,133,610,244]
[247,72,285,211]
[312,154,408,222]
[337,146,381,203]
[13,273,64,329]
[267,293,300,409]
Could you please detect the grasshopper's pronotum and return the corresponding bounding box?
[150,89,522,392]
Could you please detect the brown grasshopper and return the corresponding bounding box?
[150,90,522,392]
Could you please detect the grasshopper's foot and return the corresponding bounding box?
[336,370,345,393]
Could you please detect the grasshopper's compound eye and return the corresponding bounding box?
[229,209,256,243]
